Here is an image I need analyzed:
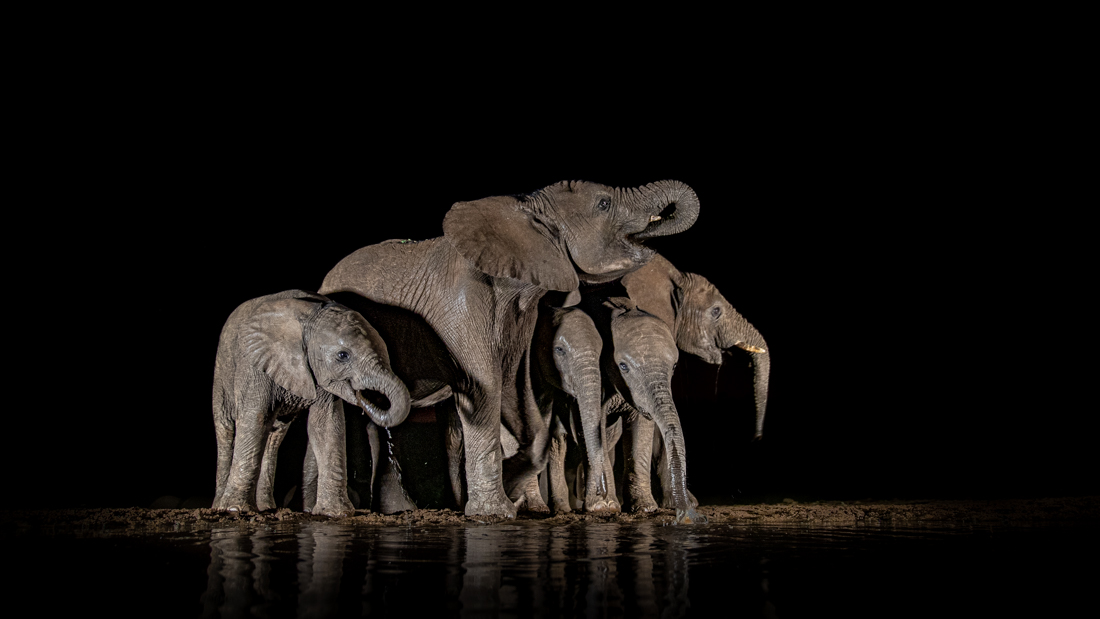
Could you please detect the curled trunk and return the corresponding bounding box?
[622,180,701,240]
[354,364,411,428]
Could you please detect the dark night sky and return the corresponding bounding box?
[11,62,1092,511]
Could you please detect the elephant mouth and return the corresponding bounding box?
[630,202,685,240]
[353,387,396,423]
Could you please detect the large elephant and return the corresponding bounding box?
[619,253,769,509]
[320,180,700,518]
[211,290,411,517]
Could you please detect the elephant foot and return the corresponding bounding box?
[212,493,257,514]
[661,490,698,510]
[465,490,518,519]
[311,494,356,518]
[627,490,659,513]
[585,496,621,514]
[551,499,572,515]
[255,495,278,513]
[514,491,550,513]
[379,490,417,515]
[673,506,707,525]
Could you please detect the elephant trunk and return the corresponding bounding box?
[624,180,701,240]
[354,363,411,429]
[573,354,612,508]
[646,376,704,524]
[718,313,770,440]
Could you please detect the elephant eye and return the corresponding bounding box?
[618,362,629,373]
[554,346,565,356]
[711,306,722,319]
[597,198,610,211]
[336,350,351,362]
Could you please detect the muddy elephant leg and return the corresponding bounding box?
[654,432,698,509]
[442,399,466,510]
[302,439,318,512]
[623,410,659,513]
[306,399,354,518]
[455,390,517,519]
[366,421,417,514]
[214,402,272,513]
[547,414,571,514]
[255,416,294,512]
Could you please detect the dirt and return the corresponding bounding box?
[3,496,1098,536]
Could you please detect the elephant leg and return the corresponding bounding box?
[366,421,417,514]
[455,390,517,519]
[654,431,698,509]
[302,438,318,512]
[306,399,354,518]
[623,410,659,513]
[442,399,466,510]
[255,415,294,512]
[212,396,235,508]
[547,415,571,514]
[215,402,272,513]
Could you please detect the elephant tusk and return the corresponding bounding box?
[745,345,766,353]
[649,215,662,222]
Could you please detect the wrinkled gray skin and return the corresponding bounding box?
[588,297,704,524]
[619,254,770,510]
[320,180,700,518]
[533,305,620,514]
[211,290,411,517]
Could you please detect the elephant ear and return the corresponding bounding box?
[443,195,579,292]
[240,296,320,400]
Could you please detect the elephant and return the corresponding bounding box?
[531,304,620,514]
[319,180,700,518]
[618,253,770,510]
[211,290,411,517]
[569,296,704,524]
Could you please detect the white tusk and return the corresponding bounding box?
[649,215,662,222]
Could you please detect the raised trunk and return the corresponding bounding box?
[623,180,701,240]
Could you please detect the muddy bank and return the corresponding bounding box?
[3,496,1098,536]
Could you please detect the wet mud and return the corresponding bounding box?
[4,496,1097,535]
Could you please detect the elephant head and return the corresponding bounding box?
[242,294,411,427]
[622,254,770,440]
[602,297,703,524]
[443,180,701,291]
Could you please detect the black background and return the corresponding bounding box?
[9,51,1092,511]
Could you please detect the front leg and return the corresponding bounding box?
[455,390,516,519]
[306,398,354,518]
[623,408,659,513]
[366,421,417,514]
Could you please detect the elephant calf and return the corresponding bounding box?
[211,290,411,517]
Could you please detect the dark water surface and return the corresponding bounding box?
[9,518,1096,617]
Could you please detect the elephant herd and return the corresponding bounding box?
[210,180,769,524]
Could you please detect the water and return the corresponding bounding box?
[7,519,1096,617]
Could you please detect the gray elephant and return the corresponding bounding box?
[211,290,411,517]
[320,180,700,518]
[618,253,770,510]
[532,304,620,514]
[575,296,704,524]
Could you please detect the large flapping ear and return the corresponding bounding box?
[240,296,320,400]
[443,194,579,292]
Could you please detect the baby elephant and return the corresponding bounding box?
[212,290,411,516]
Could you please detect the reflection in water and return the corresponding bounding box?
[191,520,1099,617]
